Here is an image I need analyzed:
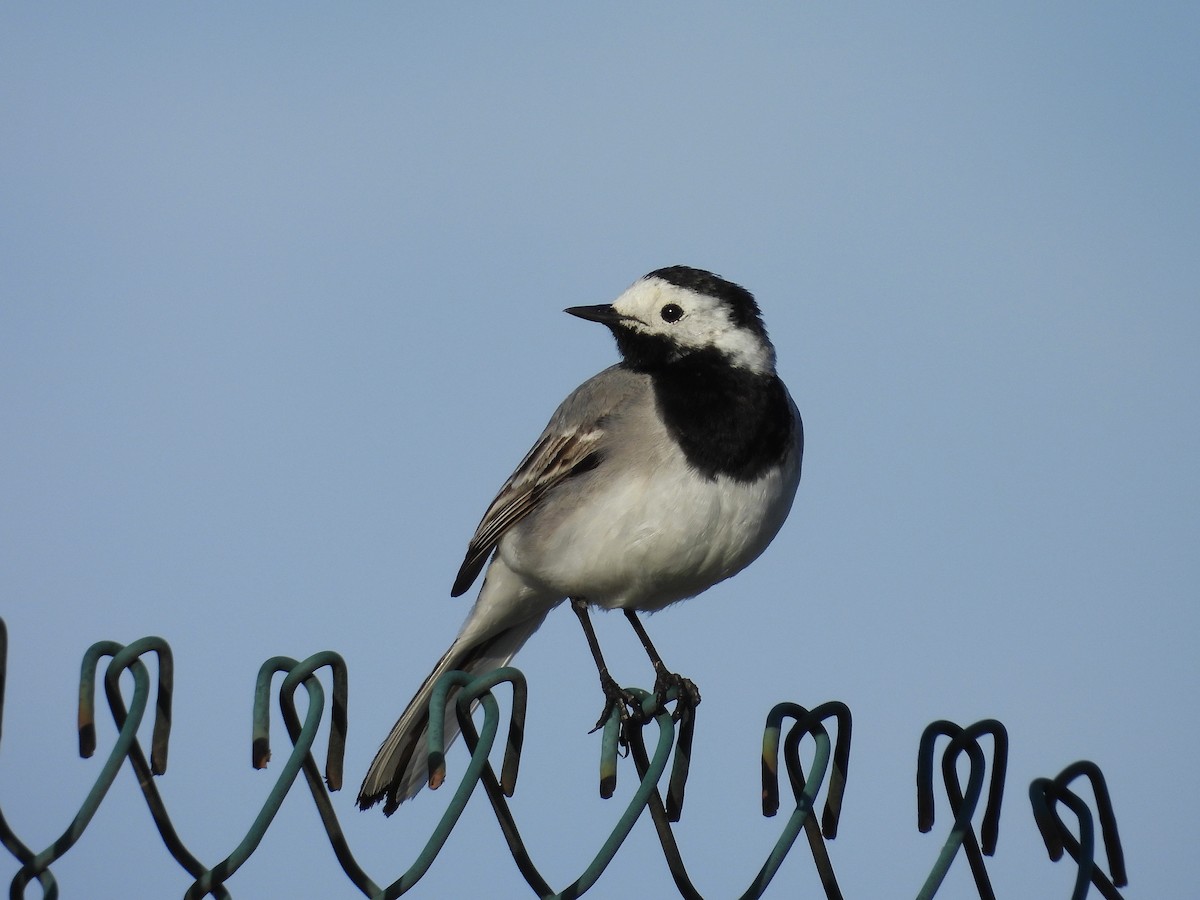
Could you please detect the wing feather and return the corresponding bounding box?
[450,425,604,596]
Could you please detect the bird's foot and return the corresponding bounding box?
[590,670,644,732]
[653,666,702,722]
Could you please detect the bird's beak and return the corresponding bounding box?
[564,304,624,325]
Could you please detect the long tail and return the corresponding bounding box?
[357,614,545,814]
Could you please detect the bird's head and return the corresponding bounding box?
[566,266,776,375]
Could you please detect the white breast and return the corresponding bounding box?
[498,437,801,612]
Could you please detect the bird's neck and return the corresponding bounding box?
[643,350,795,482]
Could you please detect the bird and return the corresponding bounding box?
[358,265,803,814]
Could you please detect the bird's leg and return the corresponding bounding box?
[622,609,701,721]
[571,598,642,729]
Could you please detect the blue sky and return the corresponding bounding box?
[2,5,1197,897]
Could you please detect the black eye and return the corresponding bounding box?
[660,303,684,323]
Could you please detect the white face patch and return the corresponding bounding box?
[609,277,776,374]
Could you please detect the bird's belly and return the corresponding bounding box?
[498,460,797,611]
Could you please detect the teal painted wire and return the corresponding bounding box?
[635,703,834,900]
[1060,789,1097,900]
[370,670,509,898]
[915,737,987,900]
[102,639,229,897]
[377,676,505,898]
[0,619,59,899]
[184,658,327,899]
[11,631,1123,900]
[278,651,349,790]
[444,667,528,796]
[453,669,557,897]
[11,644,152,897]
[557,689,678,899]
[273,653,377,895]
[1038,762,1126,892]
[741,720,830,899]
[454,681,679,899]
[1030,775,1122,900]
[1041,782,1096,900]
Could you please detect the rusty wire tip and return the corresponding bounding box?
[599,773,617,799]
[597,697,625,799]
[78,722,97,759]
[311,650,349,795]
[761,785,780,817]
[150,754,168,777]
[916,719,950,833]
[150,728,170,776]
[760,709,791,819]
[427,750,446,791]
[598,748,619,799]
[145,640,175,778]
[325,739,346,791]
[251,736,271,769]
[1029,778,1067,861]
[761,755,780,816]
[76,647,105,759]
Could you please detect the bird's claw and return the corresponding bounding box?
[589,668,701,733]
[653,667,701,722]
[590,671,644,732]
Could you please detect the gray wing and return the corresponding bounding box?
[450,365,640,597]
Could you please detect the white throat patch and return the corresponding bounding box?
[610,277,776,375]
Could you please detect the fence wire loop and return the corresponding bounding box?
[1030,760,1128,900]
[915,719,1008,900]
[252,652,349,790]
[760,702,851,899]
[0,620,1131,899]
[441,681,681,900]
[11,635,212,900]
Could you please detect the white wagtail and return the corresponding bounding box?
[358,266,803,814]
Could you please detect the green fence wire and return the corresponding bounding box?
[0,619,1127,899]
